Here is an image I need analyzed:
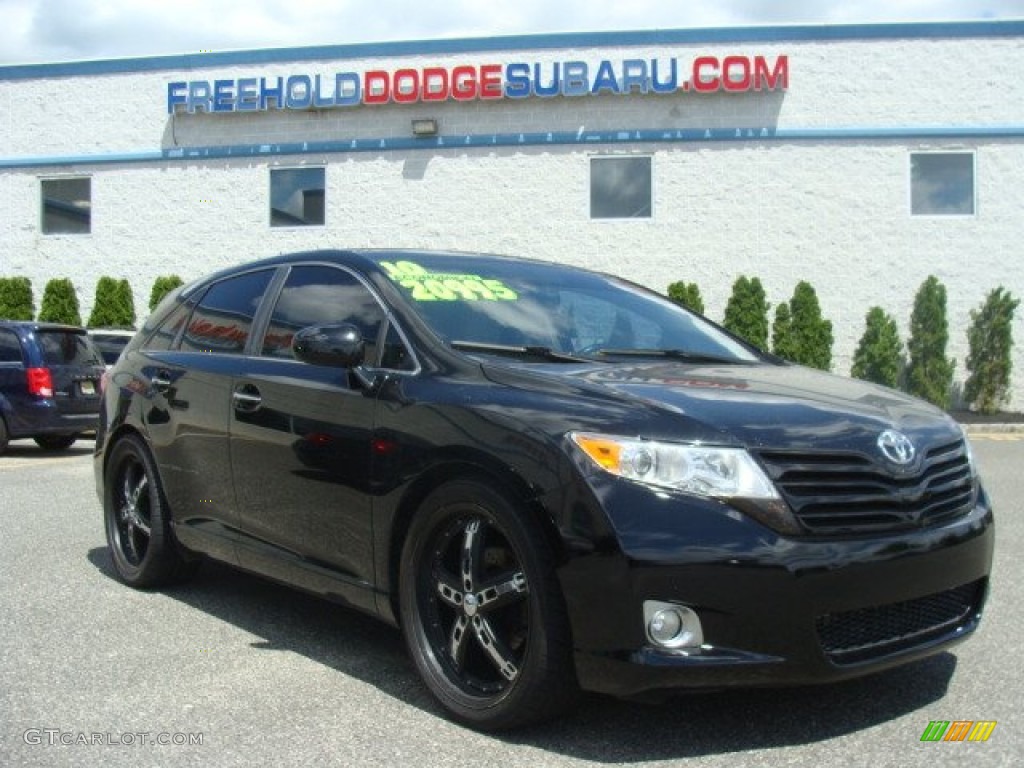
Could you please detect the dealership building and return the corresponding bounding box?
[1,20,1022,410]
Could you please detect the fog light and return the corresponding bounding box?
[643,600,704,649]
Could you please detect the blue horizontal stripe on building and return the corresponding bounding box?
[4,125,1024,170]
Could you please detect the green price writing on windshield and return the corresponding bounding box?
[380,260,518,302]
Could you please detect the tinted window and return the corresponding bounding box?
[261,265,386,362]
[144,301,193,351]
[42,177,92,234]
[380,322,415,371]
[0,329,23,363]
[180,271,274,354]
[38,331,103,366]
[90,334,132,365]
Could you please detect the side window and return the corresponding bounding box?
[0,329,23,363]
[260,265,388,364]
[143,301,194,351]
[380,323,415,371]
[180,270,274,355]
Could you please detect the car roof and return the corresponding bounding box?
[0,320,88,333]
[178,248,557,298]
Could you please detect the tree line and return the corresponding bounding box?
[668,275,1018,415]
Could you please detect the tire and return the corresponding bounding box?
[34,434,77,451]
[0,416,8,455]
[103,434,198,588]
[399,480,579,730]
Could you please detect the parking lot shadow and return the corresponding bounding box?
[87,547,957,761]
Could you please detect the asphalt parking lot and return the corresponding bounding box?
[1,437,1020,767]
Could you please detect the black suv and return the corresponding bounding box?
[0,321,105,454]
[94,250,993,730]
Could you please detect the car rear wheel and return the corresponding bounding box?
[103,434,198,587]
[399,480,578,730]
[34,434,77,451]
[0,416,8,455]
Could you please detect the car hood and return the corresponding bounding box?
[486,360,962,452]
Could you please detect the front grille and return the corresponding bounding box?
[816,580,985,665]
[757,438,974,535]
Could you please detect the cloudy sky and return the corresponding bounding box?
[2,0,1023,65]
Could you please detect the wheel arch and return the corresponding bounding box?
[384,456,567,627]
[99,423,150,485]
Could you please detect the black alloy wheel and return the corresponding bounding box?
[103,435,197,587]
[400,480,578,730]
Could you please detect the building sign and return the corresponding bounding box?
[167,55,788,114]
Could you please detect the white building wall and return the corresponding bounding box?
[2,24,1023,410]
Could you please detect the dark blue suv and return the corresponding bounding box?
[0,321,105,454]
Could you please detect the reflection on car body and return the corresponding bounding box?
[93,249,993,731]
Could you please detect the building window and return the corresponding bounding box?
[41,177,91,234]
[910,152,975,216]
[590,156,652,219]
[270,167,325,227]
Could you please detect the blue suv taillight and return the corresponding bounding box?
[26,367,54,398]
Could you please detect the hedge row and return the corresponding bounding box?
[668,274,1018,414]
[0,275,184,329]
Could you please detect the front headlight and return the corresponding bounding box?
[569,432,780,501]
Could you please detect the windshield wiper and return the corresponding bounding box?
[450,340,592,363]
[590,348,747,365]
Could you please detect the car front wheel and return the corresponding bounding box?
[103,435,197,587]
[399,480,578,730]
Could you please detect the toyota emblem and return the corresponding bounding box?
[878,430,916,466]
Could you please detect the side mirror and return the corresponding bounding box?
[292,324,366,368]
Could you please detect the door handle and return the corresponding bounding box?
[232,385,262,412]
[151,370,172,393]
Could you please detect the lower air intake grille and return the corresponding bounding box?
[816,580,985,665]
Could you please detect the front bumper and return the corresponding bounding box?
[555,477,994,698]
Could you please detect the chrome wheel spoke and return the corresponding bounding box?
[116,462,151,564]
[121,521,140,561]
[460,518,483,593]
[476,570,528,612]
[448,614,472,669]
[435,568,464,610]
[472,616,520,682]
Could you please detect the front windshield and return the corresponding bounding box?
[376,253,761,363]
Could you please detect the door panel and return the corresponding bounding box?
[229,359,376,583]
[229,264,389,604]
[140,351,239,562]
[136,267,275,562]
